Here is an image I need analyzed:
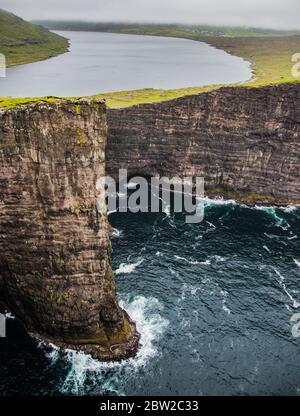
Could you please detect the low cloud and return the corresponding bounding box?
[1,0,300,30]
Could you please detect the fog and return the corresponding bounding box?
[1,0,300,30]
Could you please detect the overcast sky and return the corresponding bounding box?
[1,0,299,30]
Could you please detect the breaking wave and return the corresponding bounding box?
[110,227,123,238]
[42,295,168,395]
[201,197,237,208]
[174,255,211,266]
[273,267,300,309]
[254,206,291,230]
[115,258,144,275]
[294,259,300,269]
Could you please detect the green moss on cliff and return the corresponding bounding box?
[65,311,133,347]
[0,96,60,109]
[76,127,86,146]
[205,187,300,206]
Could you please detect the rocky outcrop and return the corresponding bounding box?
[0,99,139,360]
[107,83,300,204]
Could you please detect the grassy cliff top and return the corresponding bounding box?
[0,8,69,67]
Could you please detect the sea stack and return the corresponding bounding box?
[0,98,140,360]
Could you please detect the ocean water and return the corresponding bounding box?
[1,200,300,396]
[0,31,252,97]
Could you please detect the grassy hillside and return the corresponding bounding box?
[0,9,69,67]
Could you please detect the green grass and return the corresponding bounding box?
[0,96,61,109]
[0,8,69,67]
[92,85,223,108]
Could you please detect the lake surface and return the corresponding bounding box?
[0,31,252,97]
[1,201,300,395]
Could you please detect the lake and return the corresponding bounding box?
[0,31,252,97]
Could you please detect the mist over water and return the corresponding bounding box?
[1,200,300,395]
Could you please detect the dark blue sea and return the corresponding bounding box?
[1,199,300,395]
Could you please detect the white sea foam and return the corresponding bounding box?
[4,312,15,320]
[264,233,280,240]
[110,227,123,238]
[263,245,271,253]
[279,205,298,213]
[115,258,144,275]
[174,255,211,266]
[197,197,298,215]
[209,255,226,263]
[45,345,60,363]
[201,197,237,208]
[222,304,231,315]
[174,254,227,265]
[220,290,231,315]
[294,259,300,269]
[58,295,168,395]
[273,267,300,309]
[255,206,290,230]
[163,204,171,217]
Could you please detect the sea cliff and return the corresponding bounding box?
[0,99,140,360]
[107,83,300,205]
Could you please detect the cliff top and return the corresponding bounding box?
[1,81,300,111]
[0,97,106,111]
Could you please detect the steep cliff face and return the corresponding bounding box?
[0,99,139,360]
[107,83,300,203]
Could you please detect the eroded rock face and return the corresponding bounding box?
[107,83,300,204]
[0,99,139,360]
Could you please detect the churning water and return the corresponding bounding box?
[1,200,300,395]
[0,31,252,97]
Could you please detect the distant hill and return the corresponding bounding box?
[35,21,300,38]
[0,9,69,67]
